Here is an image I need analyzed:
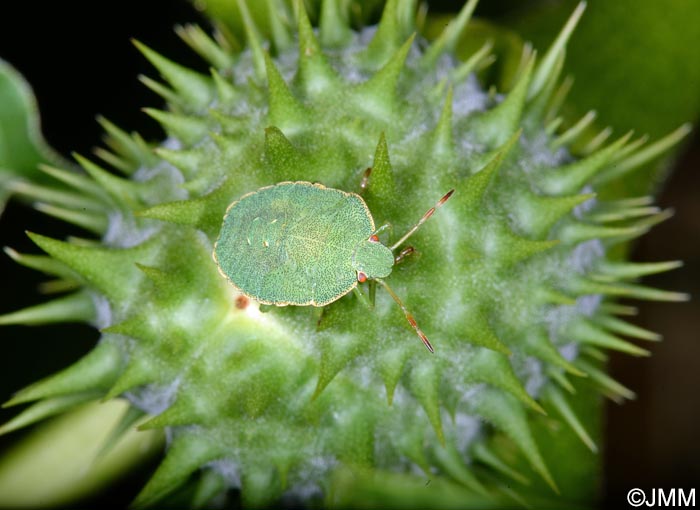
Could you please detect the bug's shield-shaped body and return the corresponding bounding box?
[214,181,393,306]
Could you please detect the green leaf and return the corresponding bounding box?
[427,0,698,197]
[0,400,163,508]
[503,0,700,196]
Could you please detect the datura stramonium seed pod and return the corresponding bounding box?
[0,0,690,507]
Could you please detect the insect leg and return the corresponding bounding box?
[394,246,415,265]
[316,306,328,330]
[389,189,455,251]
[369,280,376,306]
[353,286,373,310]
[375,278,434,353]
[359,167,372,193]
[371,222,393,239]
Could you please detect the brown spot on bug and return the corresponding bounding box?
[235,295,250,309]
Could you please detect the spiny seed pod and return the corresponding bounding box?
[0,0,690,507]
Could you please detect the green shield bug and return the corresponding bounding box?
[213,181,454,352]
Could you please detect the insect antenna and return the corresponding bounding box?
[360,167,372,192]
[375,278,435,353]
[390,189,455,250]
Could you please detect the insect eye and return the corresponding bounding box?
[369,235,379,243]
[357,272,367,283]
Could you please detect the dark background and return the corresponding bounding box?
[0,1,697,508]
